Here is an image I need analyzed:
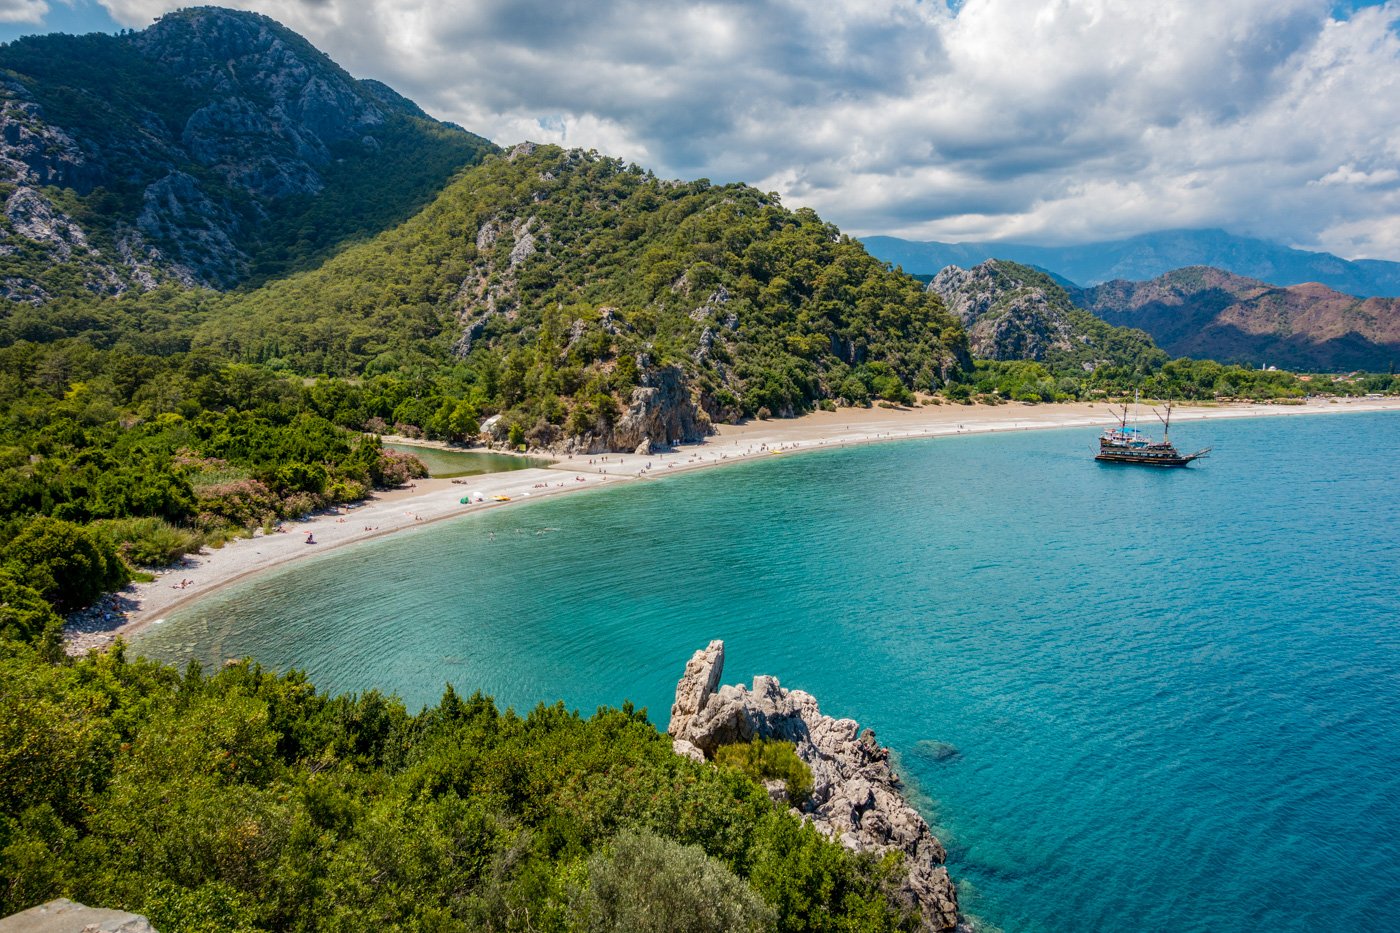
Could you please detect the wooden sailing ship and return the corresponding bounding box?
[1096,395,1210,467]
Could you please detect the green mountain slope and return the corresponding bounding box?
[0,7,494,301]
[202,143,970,449]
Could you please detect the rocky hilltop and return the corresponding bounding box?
[669,640,963,932]
[1073,266,1400,371]
[0,6,492,300]
[928,259,1164,372]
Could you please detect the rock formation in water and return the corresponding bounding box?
[668,640,962,932]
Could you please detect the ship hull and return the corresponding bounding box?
[1095,448,1209,467]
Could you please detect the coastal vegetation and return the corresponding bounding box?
[0,631,920,932]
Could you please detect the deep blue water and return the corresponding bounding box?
[136,412,1400,933]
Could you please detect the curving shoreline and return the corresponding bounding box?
[66,395,1400,654]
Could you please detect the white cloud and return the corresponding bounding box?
[0,0,48,24]
[95,0,1400,258]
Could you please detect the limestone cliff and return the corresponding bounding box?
[928,259,1165,373]
[669,640,962,932]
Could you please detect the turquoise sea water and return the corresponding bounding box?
[137,412,1400,932]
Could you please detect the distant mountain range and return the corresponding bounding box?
[1071,267,1400,372]
[863,229,1400,298]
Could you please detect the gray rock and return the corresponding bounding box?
[668,641,961,932]
[4,187,89,260]
[928,261,1074,361]
[612,366,712,450]
[0,898,158,933]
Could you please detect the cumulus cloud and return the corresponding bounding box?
[96,0,1400,258]
[0,0,49,24]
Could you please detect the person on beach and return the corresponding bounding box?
[306,532,315,544]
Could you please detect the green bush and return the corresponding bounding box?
[714,738,814,806]
[572,829,775,933]
[0,570,63,655]
[91,517,205,568]
[1,516,129,612]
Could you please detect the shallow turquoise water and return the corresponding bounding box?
[138,412,1400,932]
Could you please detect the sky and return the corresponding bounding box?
[3,1,1400,259]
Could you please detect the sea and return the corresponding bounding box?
[135,411,1400,933]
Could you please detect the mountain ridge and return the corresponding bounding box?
[863,229,1400,297]
[925,260,1165,373]
[1071,266,1400,372]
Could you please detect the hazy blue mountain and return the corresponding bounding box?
[862,229,1400,297]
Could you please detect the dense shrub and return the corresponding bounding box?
[572,829,775,933]
[91,517,205,568]
[1,516,129,611]
[0,656,919,932]
[714,738,815,806]
[0,570,63,656]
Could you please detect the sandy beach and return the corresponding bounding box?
[65,395,1400,654]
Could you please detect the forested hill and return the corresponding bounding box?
[0,6,494,301]
[199,143,971,447]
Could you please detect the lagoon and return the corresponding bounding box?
[383,443,552,477]
[137,412,1400,932]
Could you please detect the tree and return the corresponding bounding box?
[2,516,129,611]
[0,570,63,655]
[571,830,775,933]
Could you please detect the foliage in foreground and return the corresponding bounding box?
[0,635,917,933]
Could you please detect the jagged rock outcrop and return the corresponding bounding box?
[668,641,961,932]
[0,898,157,933]
[929,261,1075,361]
[612,365,712,449]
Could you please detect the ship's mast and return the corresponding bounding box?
[1152,396,1174,443]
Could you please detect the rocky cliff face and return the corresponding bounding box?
[0,7,493,300]
[1073,266,1400,371]
[669,641,962,932]
[928,260,1077,361]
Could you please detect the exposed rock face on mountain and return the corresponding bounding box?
[0,6,493,299]
[864,228,1400,297]
[1073,266,1400,371]
[669,641,962,932]
[606,364,712,451]
[929,261,1075,361]
[928,259,1164,371]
